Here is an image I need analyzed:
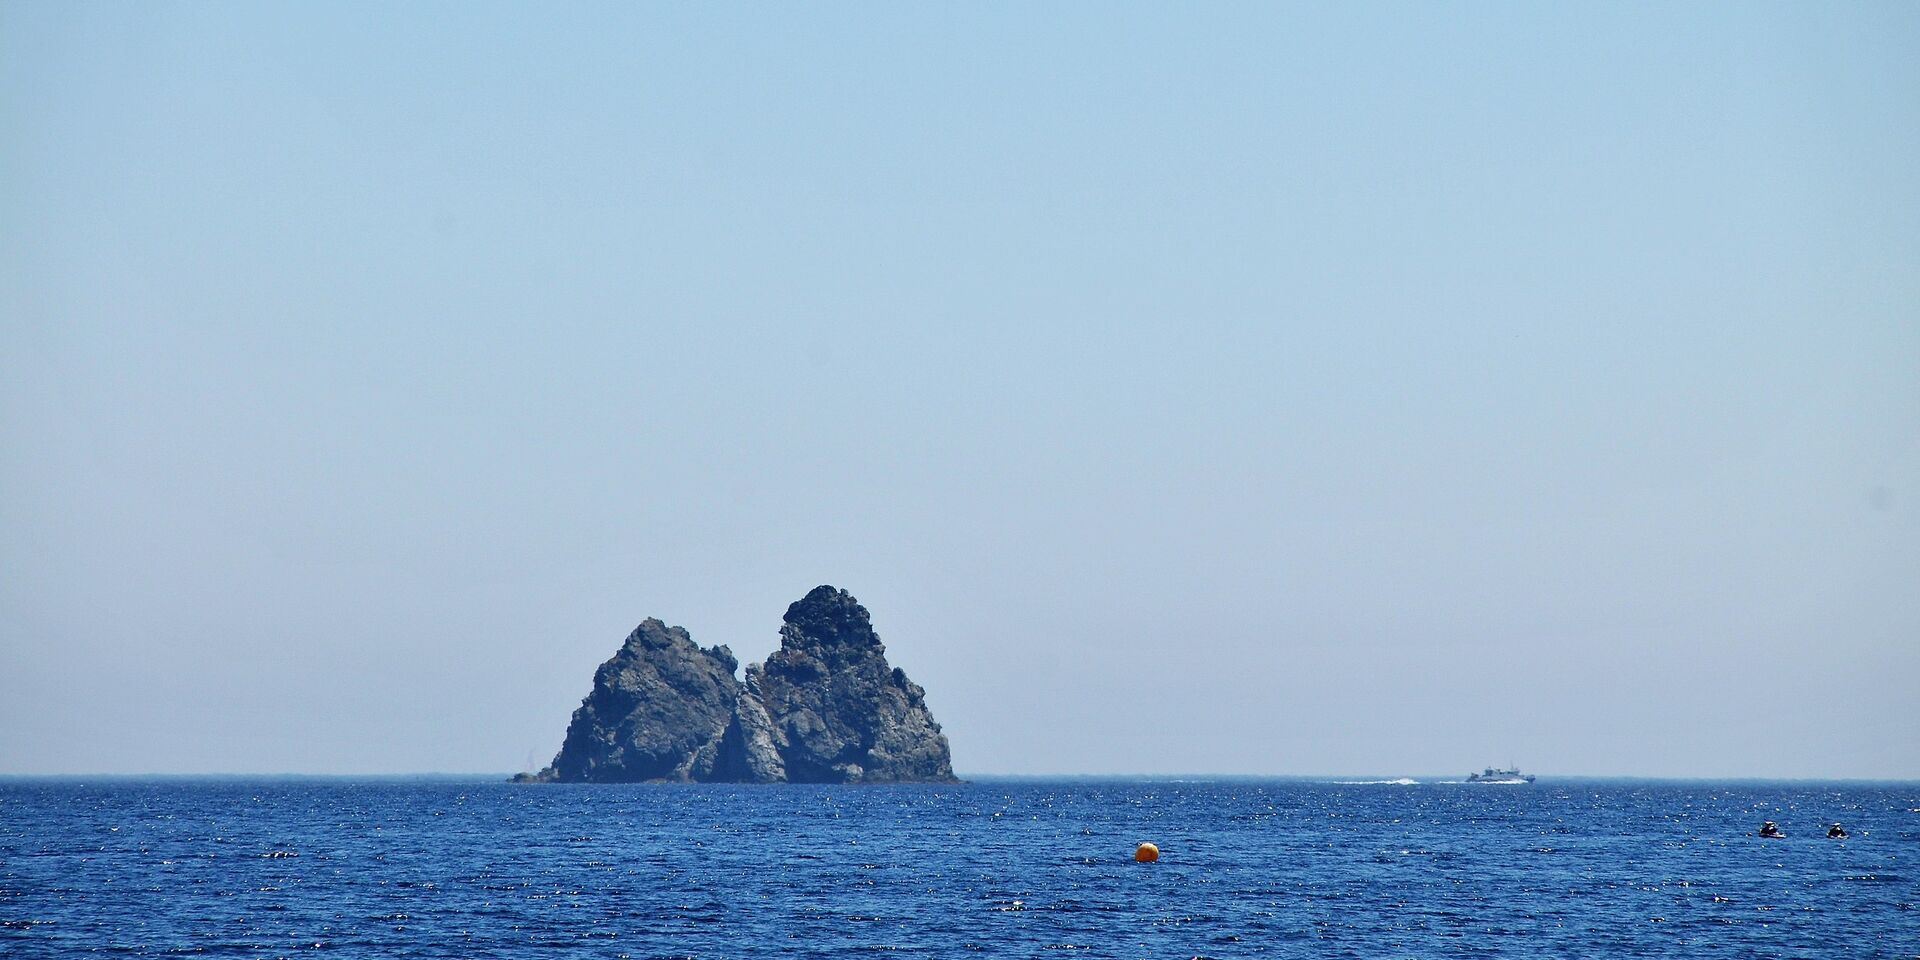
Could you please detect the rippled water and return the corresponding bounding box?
[2,778,1914,957]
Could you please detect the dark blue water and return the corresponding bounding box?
[2,778,1914,958]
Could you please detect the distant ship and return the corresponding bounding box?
[1465,766,1535,784]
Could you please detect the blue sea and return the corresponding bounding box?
[2,778,1914,958]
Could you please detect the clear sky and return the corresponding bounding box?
[3,2,1916,779]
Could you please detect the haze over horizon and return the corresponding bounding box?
[3,3,1916,780]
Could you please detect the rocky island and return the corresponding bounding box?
[518,586,957,783]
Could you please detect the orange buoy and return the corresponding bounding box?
[1134,842,1159,863]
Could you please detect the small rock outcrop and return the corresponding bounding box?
[520,586,956,784]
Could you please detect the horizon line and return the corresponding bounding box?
[3,771,1916,784]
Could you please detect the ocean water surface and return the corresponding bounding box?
[1,778,1914,958]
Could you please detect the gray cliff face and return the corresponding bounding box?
[526,587,955,784]
[710,674,787,783]
[755,587,958,784]
[533,619,740,783]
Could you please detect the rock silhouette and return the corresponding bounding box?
[520,586,955,784]
[531,619,741,783]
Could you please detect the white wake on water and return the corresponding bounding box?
[1329,778,1420,785]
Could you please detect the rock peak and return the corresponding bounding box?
[780,585,877,649]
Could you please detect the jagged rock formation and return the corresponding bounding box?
[519,586,955,784]
[753,587,958,783]
[532,619,742,783]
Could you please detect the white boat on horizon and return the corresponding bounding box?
[1465,766,1535,784]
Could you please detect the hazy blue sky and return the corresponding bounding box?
[3,2,1915,778]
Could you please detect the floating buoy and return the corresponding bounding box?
[1134,842,1159,863]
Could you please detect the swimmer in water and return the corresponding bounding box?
[1827,823,1848,839]
[1758,820,1784,838]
